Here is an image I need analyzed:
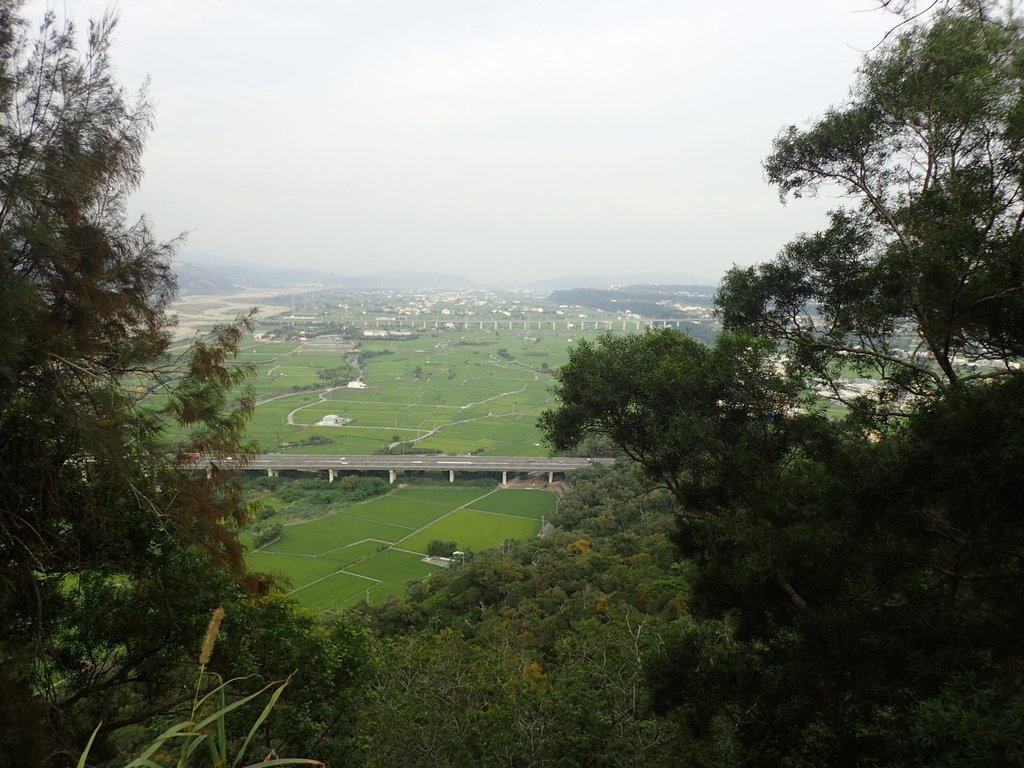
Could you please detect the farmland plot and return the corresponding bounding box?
[247,487,556,613]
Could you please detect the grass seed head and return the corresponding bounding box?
[199,606,225,666]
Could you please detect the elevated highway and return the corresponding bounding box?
[210,454,614,485]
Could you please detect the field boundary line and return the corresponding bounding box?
[332,512,415,531]
[461,507,548,521]
[392,488,499,547]
[289,567,379,596]
[319,538,393,557]
[250,548,319,558]
[390,546,431,557]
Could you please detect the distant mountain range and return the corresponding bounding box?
[170,254,476,294]
[170,253,720,295]
[523,271,718,290]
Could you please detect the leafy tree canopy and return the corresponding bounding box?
[539,329,816,511]
[539,6,1024,766]
[718,5,1024,415]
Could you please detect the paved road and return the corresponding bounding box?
[216,454,613,473]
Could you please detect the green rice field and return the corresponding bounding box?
[168,326,621,457]
[246,487,557,614]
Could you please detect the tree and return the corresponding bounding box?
[540,8,1024,766]
[0,5,236,757]
[212,595,372,767]
[426,539,458,558]
[639,375,1024,768]
[542,320,1024,768]
[717,6,1024,416]
[0,8,367,764]
[539,329,810,514]
[540,328,841,627]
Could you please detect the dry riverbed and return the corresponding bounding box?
[170,289,292,340]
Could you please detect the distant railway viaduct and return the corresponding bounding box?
[366,317,697,332]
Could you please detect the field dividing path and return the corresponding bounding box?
[392,488,499,548]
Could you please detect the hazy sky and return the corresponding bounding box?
[26,1,899,285]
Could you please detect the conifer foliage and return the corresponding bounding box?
[0,6,326,764]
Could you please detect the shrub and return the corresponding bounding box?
[252,522,283,547]
[427,540,458,558]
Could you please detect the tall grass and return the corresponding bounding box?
[77,608,322,768]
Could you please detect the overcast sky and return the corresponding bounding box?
[26,1,899,286]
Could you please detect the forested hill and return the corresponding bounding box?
[352,464,692,765]
[548,285,716,316]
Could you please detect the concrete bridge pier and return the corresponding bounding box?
[328,469,335,483]
[449,470,455,483]
[548,471,554,484]
[267,468,278,478]
[502,470,507,487]
[389,469,397,484]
